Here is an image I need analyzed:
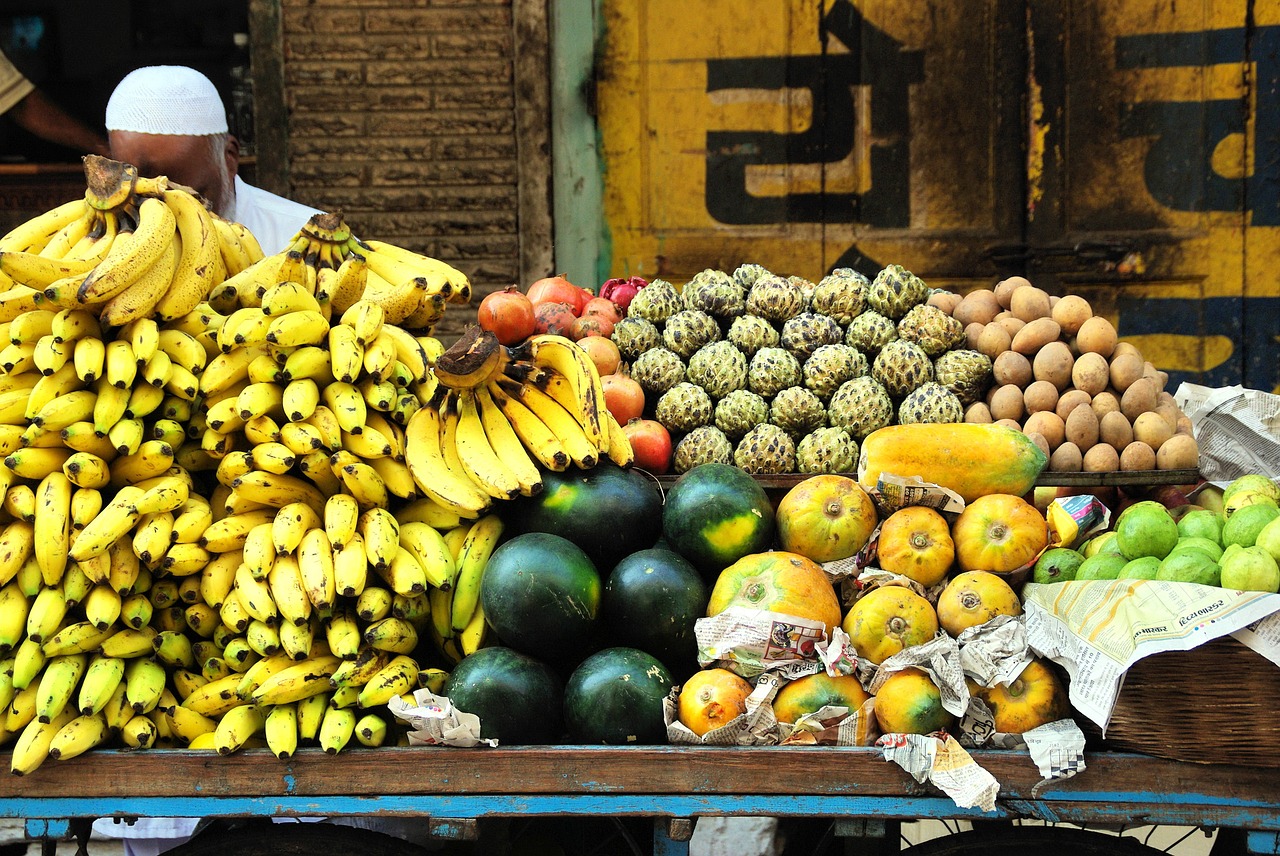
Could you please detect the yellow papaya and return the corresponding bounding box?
[857,423,1047,504]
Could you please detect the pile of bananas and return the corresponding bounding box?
[409,328,633,517]
[0,155,261,326]
[212,213,470,332]
[0,158,629,774]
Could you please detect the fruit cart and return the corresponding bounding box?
[0,744,1276,856]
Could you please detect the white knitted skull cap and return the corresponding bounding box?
[106,66,229,135]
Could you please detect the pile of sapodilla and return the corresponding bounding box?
[930,276,1199,473]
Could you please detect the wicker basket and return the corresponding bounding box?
[1081,635,1280,766]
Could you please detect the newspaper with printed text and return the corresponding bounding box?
[1022,579,1280,729]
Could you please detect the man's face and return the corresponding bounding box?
[108,131,237,216]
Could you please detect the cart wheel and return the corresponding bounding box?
[901,827,1182,856]
[159,821,441,856]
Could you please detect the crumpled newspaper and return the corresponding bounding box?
[387,690,498,748]
[868,633,970,717]
[878,732,999,812]
[695,606,831,679]
[956,614,1032,688]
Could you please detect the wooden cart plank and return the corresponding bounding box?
[2,747,1276,804]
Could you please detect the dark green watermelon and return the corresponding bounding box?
[661,463,775,578]
[505,462,662,570]
[442,646,563,744]
[480,532,601,660]
[603,548,707,679]
[563,647,672,744]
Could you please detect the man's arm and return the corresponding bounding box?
[8,88,110,156]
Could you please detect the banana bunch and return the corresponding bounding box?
[423,513,503,665]
[212,212,470,331]
[0,155,262,327]
[405,329,633,517]
[198,286,443,507]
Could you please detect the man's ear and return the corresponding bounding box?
[224,135,240,177]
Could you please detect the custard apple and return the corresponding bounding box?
[610,316,661,362]
[727,315,780,357]
[625,278,683,325]
[872,338,934,397]
[934,349,993,406]
[844,310,898,355]
[780,312,843,361]
[654,382,713,433]
[734,423,797,474]
[662,309,721,360]
[745,274,805,322]
[898,382,964,424]
[828,376,895,441]
[714,389,770,441]
[747,347,802,399]
[769,386,826,439]
[630,347,685,395]
[673,425,734,473]
[732,263,772,290]
[787,275,816,311]
[811,269,869,325]
[796,427,857,474]
[683,269,745,321]
[897,304,965,357]
[866,264,929,319]
[686,340,748,399]
[803,344,868,401]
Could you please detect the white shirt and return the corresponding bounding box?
[231,175,322,255]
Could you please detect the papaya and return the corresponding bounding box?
[857,423,1047,504]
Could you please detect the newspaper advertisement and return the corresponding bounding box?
[1021,579,1280,729]
[1173,383,1280,482]
[695,606,830,679]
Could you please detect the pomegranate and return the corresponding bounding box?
[578,335,621,377]
[534,302,577,337]
[601,372,644,424]
[571,314,614,340]
[528,274,589,314]
[581,297,623,326]
[623,418,672,474]
[476,285,536,346]
[599,276,648,312]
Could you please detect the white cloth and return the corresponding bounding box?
[232,175,321,255]
[105,67,227,136]
[92,817,199,856]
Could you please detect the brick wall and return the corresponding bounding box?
[278,0,522,341]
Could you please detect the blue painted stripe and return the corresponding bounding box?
[7,794,1280,829]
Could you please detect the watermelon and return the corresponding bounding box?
[480,532,601,661]
[563,647,672,744]
[442,646,563,744]
[505,462,662,570]
[661,463,775,578]
[603,548,707,679]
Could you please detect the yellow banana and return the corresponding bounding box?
[356,653,418,708]
[214,701,265,755]
[33,471,72,586]
[399,522,455,590]
[318,705,356,754]
[252,653,343,705]
[297,526,336,610]
[268,552,312,627]
[78,197,176,303]
[453,388,522,500]
[485,379,570,471]
[153,188,220,320]
[333,535,369,599]
[10,707,78,776]
[451,513,504,632]
[363,616,418,655]
[98,231,180,327]
[403,400,492,515]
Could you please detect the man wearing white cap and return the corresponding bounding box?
[105,65,319,253]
